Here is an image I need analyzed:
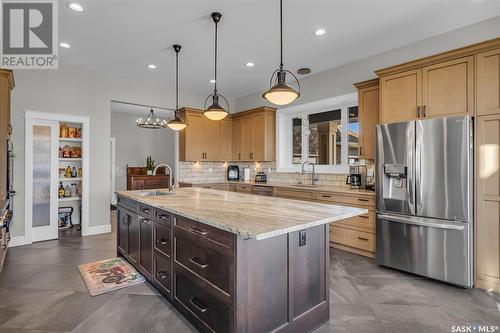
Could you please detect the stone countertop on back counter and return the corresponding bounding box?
[116,187,368,240]
[179,180,375,197]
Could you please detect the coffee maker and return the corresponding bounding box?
[346,165,366,189]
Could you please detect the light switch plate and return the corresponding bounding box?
[367,169,374,177]
[209,168,213,173]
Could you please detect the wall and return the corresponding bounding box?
[236,16,500,111]
[111,112,176,191]
[10,65,206,244]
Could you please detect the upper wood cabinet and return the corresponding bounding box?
[233,107,276,161]
[476,47,500,116]
[422,56,474,118]
[355,79,379,160]
[219,118,233,161]
[379,69,421,123]
[179,108,227,161]
[0,70,14,201]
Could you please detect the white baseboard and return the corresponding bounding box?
[9,236,29,247]
[82,224,112,237]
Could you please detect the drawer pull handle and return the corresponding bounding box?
[189,297,208,313]
[358,237,369,241]
[358,198,369,202]
[157,271,168,279]
[156,239,168,245]
[140,218,149,223]
[189,227,208,236]
[141,208,151,213]
[359,215,369,219]
[321,195,332,198]
[156,213,169,220]
[189,257,209,269]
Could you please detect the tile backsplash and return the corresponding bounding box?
[179,161,375,187]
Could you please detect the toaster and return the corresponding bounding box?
[254,171,267,183]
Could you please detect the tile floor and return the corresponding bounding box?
[0,212,498,333]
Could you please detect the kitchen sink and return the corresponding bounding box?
[293,184,316,188]
[137,190,172,197]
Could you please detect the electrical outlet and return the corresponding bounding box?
[208,168,213,173]
[267,168,271,174]
[367,169,374,177]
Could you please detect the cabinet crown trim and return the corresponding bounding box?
[0,69,15,89]
[354,78,379,89]
[375,37,500,77]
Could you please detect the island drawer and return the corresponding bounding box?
[317,192,374,207]
[138,203,154,218]
[174,216,235,253]
[330,225,375,252]
[117,196,138,212]
[174,271,232,333]
[153,222,171,258]
[174,232,233,298]
[153,253,171,297]
[152,208,171,225]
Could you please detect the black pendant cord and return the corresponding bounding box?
[175,47,179,114]
[214,18,218,95]
[279,0,283,70]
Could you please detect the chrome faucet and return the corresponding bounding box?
[153,163,176,191]
[301,161,319,187]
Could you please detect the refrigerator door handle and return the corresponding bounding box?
[377,213,465,231]
[406,122,415,214]
[415,121,423,215]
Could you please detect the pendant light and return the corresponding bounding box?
[136,108,168,129]
[263,0,300,106]
[167,44,187,131]
[203,12,229,121]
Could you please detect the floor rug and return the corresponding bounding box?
[78,257,145,296]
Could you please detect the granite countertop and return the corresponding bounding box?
[179,180,375,197]
[117,187,368,240]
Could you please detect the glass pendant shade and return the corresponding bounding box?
[167,116,187,130]
[203,95,229,120]
[167,44,187,131]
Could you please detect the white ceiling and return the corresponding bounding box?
[60,0,500,101]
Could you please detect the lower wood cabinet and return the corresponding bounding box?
[117,195,330,333]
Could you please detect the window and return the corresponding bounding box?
[276,93,358,173]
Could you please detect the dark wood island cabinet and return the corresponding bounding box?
[116,188,366,333]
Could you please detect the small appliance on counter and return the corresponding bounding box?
[243,167,251,181]
[227,165,239,181]
[254,171,267,183]
[346,165,366,189]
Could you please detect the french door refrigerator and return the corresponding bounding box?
[375,116,473,287]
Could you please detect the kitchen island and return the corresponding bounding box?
[116,187,367,333]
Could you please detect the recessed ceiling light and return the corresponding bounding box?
[59,42,71,48]
[147,64,157,69]
[297,67,311,75]
[67,2,84,12]
[246,62,254,67]
[210,79,216,83]
[314,28,326,36]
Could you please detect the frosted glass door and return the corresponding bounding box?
[29,120,58,242]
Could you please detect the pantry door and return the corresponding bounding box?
[26,118,59,242]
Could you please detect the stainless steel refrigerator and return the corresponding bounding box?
[375,116,473,287]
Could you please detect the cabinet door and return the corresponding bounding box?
[117,208,129,254]
[233,118,243,161]
[380,69,422,123]
[477,48,500,116]
[128,215,140,264]
[241,116,254,160]
[219,118,232,161]
[185,112,204,161]
[140,217,153,277]
[252,113,265,161]
[422,56,474,118]
[476,115,500,292]
[358,86,379,160]
[202,117,220,161]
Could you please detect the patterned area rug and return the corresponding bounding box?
[78,257,145,296]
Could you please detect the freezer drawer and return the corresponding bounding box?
[376,213,472,287]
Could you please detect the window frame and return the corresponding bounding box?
[276,92,358,174]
